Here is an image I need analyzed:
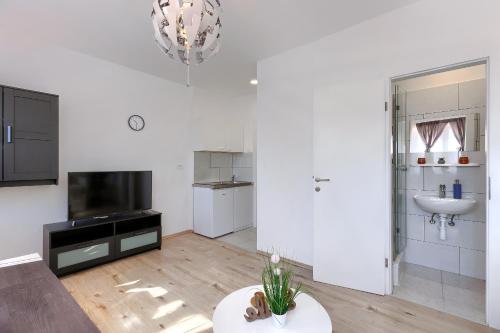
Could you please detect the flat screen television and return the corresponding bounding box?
[68,171,152,220]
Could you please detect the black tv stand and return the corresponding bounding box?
[43,210,162,276]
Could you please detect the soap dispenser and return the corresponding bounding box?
[453,180,462,199]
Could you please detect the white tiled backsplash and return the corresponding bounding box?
[401,79,487,280]
[194,151,253,183]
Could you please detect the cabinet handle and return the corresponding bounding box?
[7,126,12,143]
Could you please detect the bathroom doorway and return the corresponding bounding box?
[391,61,488,324]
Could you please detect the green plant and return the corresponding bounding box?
[261,256,303,315]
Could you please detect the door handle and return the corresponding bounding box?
[314,177,331,183]
[7,126,12,143]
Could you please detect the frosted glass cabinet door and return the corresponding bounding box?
[57,242,110,269]
[116,227,161,258]
[121,231,159,252]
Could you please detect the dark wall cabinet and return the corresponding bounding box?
[1,86,59,186]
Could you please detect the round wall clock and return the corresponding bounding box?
[128,115,145,131]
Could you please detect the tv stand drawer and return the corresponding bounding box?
[58,243,109,268]
[116,226,161,259]
[49,237,114,276]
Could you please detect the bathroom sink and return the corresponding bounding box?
[414,195,476,215]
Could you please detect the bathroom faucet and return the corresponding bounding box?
[439,184,446,198]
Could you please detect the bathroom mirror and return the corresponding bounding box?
[409,113,480,153]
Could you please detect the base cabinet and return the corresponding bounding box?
[234,186,253,231]
[193,185,253,238]
[213,189,235,237]
[194,188,234,238]
[43,211,161,276]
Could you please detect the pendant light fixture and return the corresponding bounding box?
[151,0,222,87]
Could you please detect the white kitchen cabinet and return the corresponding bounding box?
[193,122,244,153]
[233,186,254,231]
[193,187,234,238]
[193,185,254,238]
[224,126,244,152]
[213,189,234,236]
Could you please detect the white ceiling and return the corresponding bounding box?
[1,0,421,94]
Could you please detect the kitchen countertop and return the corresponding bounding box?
[193,181,253,189]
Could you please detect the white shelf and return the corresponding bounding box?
[411,163,480,167]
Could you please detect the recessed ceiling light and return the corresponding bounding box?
[250,79,258,86]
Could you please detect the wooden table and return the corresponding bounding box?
[212,285,332,332]
[0,261,99,333]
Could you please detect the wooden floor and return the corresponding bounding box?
[61,233,498,333]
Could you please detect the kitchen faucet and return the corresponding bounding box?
[439,184,446,198]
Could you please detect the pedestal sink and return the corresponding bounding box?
[414,195,477,240]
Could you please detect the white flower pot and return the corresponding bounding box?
[272,312,287,328]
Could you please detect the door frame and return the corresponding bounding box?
[385,57,490,323]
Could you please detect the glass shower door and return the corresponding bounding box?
[392,85,407,258]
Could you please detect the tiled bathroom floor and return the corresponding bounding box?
[393,262,485,324]
[218,227,257,253]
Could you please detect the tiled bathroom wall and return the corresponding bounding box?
[194,151,254,182]
[401,79,486,279]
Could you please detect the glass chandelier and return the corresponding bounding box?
[152,0,222,87]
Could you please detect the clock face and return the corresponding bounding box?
[128,115,145,131]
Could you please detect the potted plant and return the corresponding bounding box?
[261,253,303,328]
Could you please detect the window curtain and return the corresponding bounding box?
[416,120,448,152]
[449,117,466,151]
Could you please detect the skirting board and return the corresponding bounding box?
[162,230,194,240]
[257,250,313,271]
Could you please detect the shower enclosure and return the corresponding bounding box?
[392,85,407,259]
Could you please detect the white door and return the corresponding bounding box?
[313,79,387,295]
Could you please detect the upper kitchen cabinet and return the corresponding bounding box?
[2,87,59,185]
[193,119,244,152]
[459,79,486,110]
[224,125,244,152]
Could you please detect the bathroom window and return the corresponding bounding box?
[410,123,461,153]
[409,113,479,153]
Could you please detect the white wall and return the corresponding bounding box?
[257,79,314,264]
[0,43,194,260]
[257,0,500,327]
